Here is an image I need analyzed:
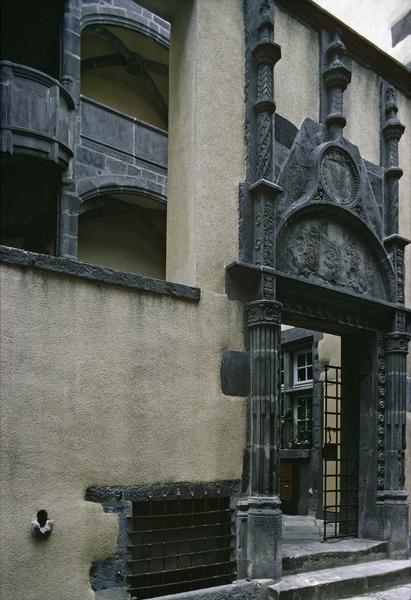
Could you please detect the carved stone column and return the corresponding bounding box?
[377,330,410,557]
[236,0,283,582]
[381,84,405,238]
[238,300,282,580]
[56,0,81,258]
[378,82,409,553]
[323,32,351,140]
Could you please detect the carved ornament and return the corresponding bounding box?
[383,333,410,354]
[281,297,376,330]
[246,300,282,327]
[277,217,386,299]
[320,146,359,206]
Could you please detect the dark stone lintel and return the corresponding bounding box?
[226,260,411,332]
[0,245,201,302]
[86,480,241,504]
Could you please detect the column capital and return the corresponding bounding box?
[383,234,410,252]
[383,332,410,354]
[246,299,282,327]
[252,41,281,66]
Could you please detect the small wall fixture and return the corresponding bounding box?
[32,509,53,539]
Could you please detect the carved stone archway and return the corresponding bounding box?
[226,0,410,581]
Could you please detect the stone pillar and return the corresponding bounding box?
[323,32,351,140]
[238,300,282,580]
[56,0,81,258]
[377,330,410,557]
[236,3,283,580]
[381,84,405,238]
[378,83,409,556]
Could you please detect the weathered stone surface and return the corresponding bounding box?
[268,560,411,600]
[277,217,386,299]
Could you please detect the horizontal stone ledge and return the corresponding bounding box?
[85,480,241,503]
[0,245,200,302]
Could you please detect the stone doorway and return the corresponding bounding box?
[279,327,363,543]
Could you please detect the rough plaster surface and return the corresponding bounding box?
[0,263,245,600]
[344,60,381,165]
[166,0,245,293]
[275,6,320,128]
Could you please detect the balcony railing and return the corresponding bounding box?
[80,95,168,172]
[0,61,74,168]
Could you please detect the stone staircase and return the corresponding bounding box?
[272,516,411,600]
[269,558,410,599]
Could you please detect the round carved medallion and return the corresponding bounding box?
[320,147,359,205]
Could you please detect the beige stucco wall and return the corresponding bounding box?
[0,263,245,600]
[274,5,320,128]
[166,0,245,293]
[344,60,381,165]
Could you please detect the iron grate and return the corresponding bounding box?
[323,364,359,540]
[127,494,235,599]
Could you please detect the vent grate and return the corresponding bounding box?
[127,493,235,599]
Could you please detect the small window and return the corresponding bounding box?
[280,354,284,387]
[127,495,235,599]
[294,396,312,445]
[293,349,313,384]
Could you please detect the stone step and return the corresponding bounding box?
[268,559,411,600]
[345,583,411,599]
[282,539,388,573]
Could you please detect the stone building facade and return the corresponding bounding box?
[0,1,410,599]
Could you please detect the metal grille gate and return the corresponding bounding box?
[323,365,359,540]
[126,494,235,599]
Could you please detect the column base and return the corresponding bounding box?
[377,492,409,558]
[236,496,282,581]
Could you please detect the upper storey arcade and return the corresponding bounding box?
[0,0,170,278]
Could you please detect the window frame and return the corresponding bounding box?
[293,348,313,385]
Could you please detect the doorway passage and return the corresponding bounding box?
[279,328,360,541]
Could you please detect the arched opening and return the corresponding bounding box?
[0,0,64,79]
[0,156,60,254]
[77,193,166,278]
[81,24,169,130]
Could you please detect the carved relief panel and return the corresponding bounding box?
[277,216,386,299]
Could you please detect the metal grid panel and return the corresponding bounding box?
[127,494,235,599]
[323,365,359,540]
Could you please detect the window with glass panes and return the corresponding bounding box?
[294,396,312,444]
[294,349,313,384]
